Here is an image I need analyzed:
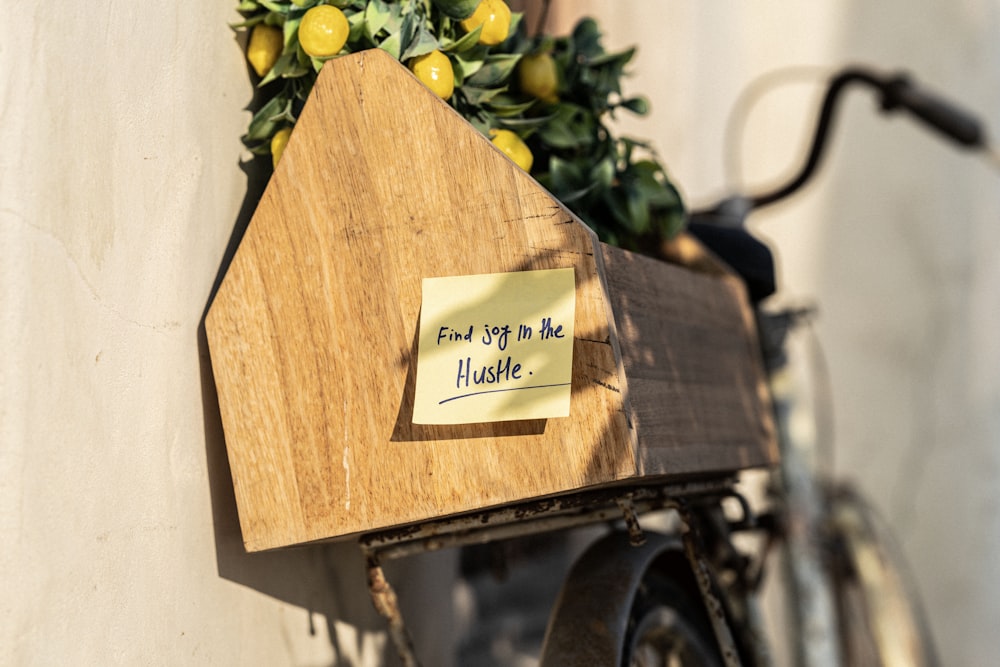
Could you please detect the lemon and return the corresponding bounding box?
[408,50,455,100]
[271,127,292,168]
[489,129,533,172]
[246,24,283,77]
[460,0,511,47]
[298,5,349,58]
[518,52,559,103]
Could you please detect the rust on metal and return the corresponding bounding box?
[360,478,735,561]
[364,552,421,667]
[615,493,647,546]
[678,504,745,667]
[357,478,740,665]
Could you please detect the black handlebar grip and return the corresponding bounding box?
[882,74,985,148]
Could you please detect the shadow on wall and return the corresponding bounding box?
[198,156,395,664]
[194,153,592,667]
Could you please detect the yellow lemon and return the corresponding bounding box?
[518,51,559,103]
[246,24,283,77]
[271,127,292,168]
[460,0,511,46]
[298,5,349,58]
[489,129,533,172]
[408,50,455,100]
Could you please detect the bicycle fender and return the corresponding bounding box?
[538,530,685,667]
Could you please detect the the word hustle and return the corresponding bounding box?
[456,355,523,389]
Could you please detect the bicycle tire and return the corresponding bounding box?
[827,483,939,667]
[622,570,724,667]
[540,531,734,667]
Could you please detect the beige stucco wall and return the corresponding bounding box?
[3,1,998,665]
[1,3,455,665]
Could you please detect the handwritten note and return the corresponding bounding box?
[413,268,576,424]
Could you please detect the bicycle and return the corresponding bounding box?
[205,49,993,666]
[529,65,996,666]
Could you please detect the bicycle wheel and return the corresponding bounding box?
[827,483,939,667]
[623,571,724,667]
[539,531,729,667]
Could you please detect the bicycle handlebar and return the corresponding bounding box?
[686,65,991,304]
[747,66,989,210]
[881,73,984,147]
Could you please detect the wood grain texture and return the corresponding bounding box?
[206,49,776,551]
[599,245,778,476]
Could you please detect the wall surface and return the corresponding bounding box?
[1,3,455,666]
[3,1,998,666]
[552,1,1000,665]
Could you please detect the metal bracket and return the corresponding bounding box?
[361,549,422,667]
[677,501,746,667]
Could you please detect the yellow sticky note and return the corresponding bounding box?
[413,268,576,424]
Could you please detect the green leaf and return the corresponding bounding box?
[625,187,650,233]
[283,16,302,49]
[460,85,507,105]
[536,117,578,149]
[379,30,402,60]
[247,142,273,156]
[401,23,441,60]
[496,114,551,130]
[441,25,482,53]
[259,0,290,15]
[246,93,291,141]
[500,12,524,48]
[381,0,405,34]
[571,18,602,57]
[556,183,599,205]
[536,103,597,149]
[364,0,393,38]
[347,10,371,45]
[620,96,649,115]
[583,47,635,68]
[396,11,420,59]
[548,155,586,193]
[257,51,289,86]
[651,205,686,240]
[431,0,480,20]
[590,158,615,189]
[452,49,485,82]
[603,190,630,231]
[230,16,267,29]
[468,113,494,136]
[485,97,536,117]
[465,53,521,87]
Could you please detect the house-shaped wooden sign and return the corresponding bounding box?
[206,49,776,552]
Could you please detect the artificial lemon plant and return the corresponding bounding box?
[234,0,685,250]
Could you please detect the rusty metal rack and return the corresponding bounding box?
[358,476,740,666]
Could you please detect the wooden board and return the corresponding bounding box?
[601,245,777,475]
[206,49,776,551]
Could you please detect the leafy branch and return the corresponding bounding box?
[235,0,686,250]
